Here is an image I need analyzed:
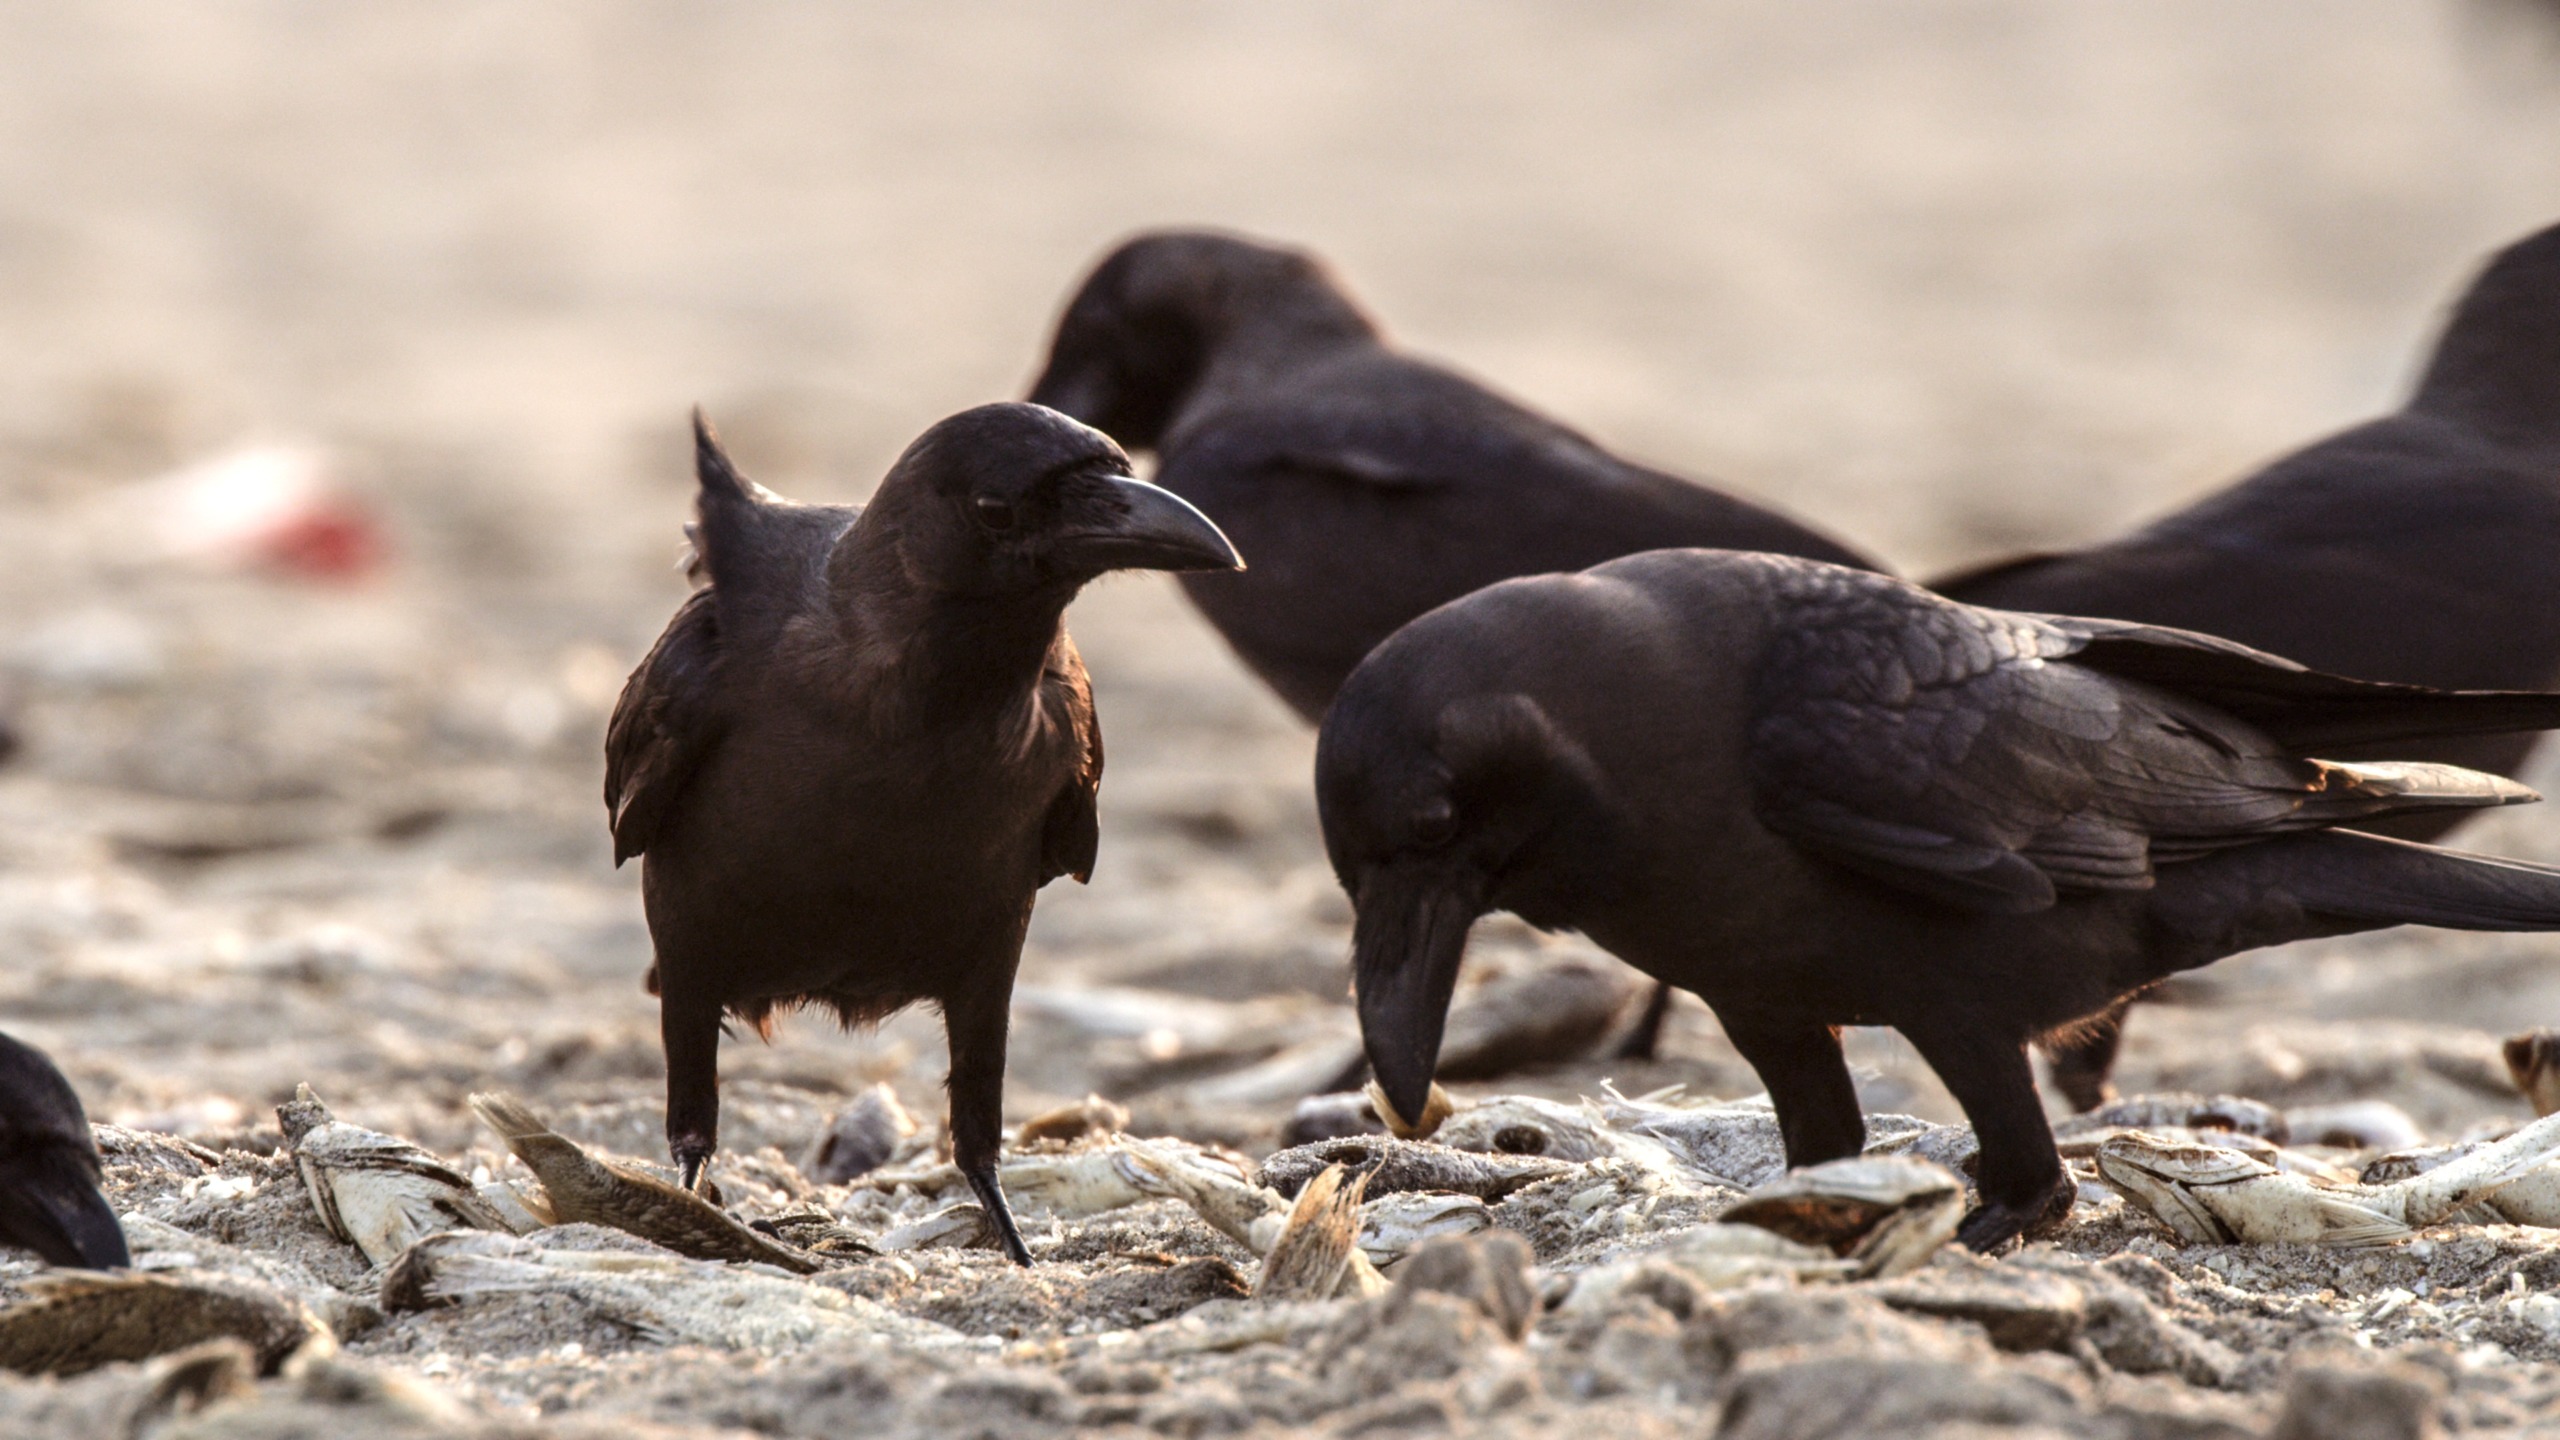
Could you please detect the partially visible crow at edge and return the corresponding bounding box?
[1026,228,1884,1062]
[0,1031,129,1269]
[607,405,1241,1264]
[1943,217,2560,1109]
[1323,550,2560,1252]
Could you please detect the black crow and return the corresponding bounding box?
[1321,550,2560,1250]
[1025,229,1881,723]
[0,1032,129,1269]
[608,405,1240,1265]
[1943,218,2560,1108]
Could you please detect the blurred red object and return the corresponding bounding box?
[142,443,388,581]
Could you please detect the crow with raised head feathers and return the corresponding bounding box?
[1321,550,2560,1251]
[0,1032,129,1269]
[608,404,1240,1264]
[1026,229,1882,723]
[1943,218,2560,1109]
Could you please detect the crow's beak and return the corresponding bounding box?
[3,1148,131,1270]
[1351,865,1479,1136]
[1057,474,1243,575]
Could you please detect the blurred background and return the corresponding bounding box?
[4,1,2560,1153]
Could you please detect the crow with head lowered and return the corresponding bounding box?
[1322,550,2560,1251]
[608,404,1240,1264]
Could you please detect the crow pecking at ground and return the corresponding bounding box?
[1322,549,2560,1251]
[608,404,1240,1264]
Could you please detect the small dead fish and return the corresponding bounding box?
[1435,1092,1703,1193]
[2283,1101,2424,1152]
[1357,1191,1492,1264]
[877,1205,994,1253]
[1559,1223,1854,1312]
[1255,1135,1571,1201]
[2098,1112,2560,1247]
[2508,1030,2560,1119]
[864,1136,1258,1221]
[749,1210,881,1259]
[1434,957,1644,1081]
[0,1271,329,1378]
[2053,1092,2289,1143]
[2056,1127,2355,1183]
[1015,1093,1131,1147]
[378,1231,944,1351]
[1717,1156,1963,1279]
[1596,1086,1939,1190]
[1116,1145,1293,1252]
[467,1091,820,1273]
[277,1085,513,1266]
[2362,1139,2560,1227]
[1254,1164,1384,1302]
[800,1083,918,1185]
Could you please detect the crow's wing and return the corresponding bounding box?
[1744,572,2500,914]
[605,588,726,865]
[1038,640,1103,886]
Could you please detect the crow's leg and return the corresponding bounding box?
[661,988,723,1194]
[1612,981,1678,1061]
[1717,1012,1866,1167]
[1903,1019,2071,1252]
[2038,999,2128,1112]
[944,982,1033,1266]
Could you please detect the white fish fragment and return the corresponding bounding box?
[378,1231,962,1351]
[1558,1224,1855,1313]
[2098,1112,2560,1247]
[2362,1139,2560,1226]
[1358,1191,1493,1264]
[277,1086,513,1266]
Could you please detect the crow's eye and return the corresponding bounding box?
[974,497,1018,532]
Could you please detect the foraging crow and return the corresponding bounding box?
[1321,550,2560,1250]
[1026,229,1881,723]
[1943,218,2560,1108]
[0,1032,129,1269]
[608,405,1240,1264]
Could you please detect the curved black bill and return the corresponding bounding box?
[1058,475,1243,575]
[0,1149,131,1269]
[1351,867,1479,1132]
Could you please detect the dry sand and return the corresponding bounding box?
[6,3,2560,1434]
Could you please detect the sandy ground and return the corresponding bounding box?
[7,3,2560,1435]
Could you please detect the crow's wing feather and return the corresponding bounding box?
[1038,643,1103,886]
[1746,573,2367,914]
[605,588,726,865]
